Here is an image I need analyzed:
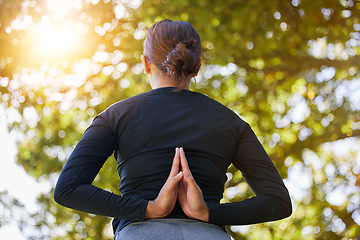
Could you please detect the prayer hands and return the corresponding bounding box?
[145,147,209,222]
[177,147,209,222]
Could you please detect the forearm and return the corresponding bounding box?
[208,194,292,226]
[145,200,166,219]
[54,183,148,221]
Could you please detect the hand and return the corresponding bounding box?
[178,147,209,222]
[145,148,184,219]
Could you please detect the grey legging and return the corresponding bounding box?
[114,218,232,240]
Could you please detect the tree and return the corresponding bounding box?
[0,0,359,239]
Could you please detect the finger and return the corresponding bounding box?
[166,171,183,189]
[169,148,180,177]
[179,147,193,177]
[183,171,201,193]
[161,172,183,199]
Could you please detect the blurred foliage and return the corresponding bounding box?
[1,0,360,239]
[0,190,50,239]
[0,191,24,228]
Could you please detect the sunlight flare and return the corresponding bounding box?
[28,16,82,61]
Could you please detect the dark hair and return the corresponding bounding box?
[143,19,201,83]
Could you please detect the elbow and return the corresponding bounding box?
[283,189,293,218]
[282,200,292,219]
[286,198,293,218]
[267,191,292,221]
[276,193,292,220]
[53,181,72,207]
[53,183,65,205]
[269,198,292,221]
[274,186,293,219]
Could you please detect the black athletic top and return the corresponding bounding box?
[54,87,292,234]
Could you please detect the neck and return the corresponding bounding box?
[150,69,191,90]
[151,79,191,90]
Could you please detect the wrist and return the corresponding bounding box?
[145,200,157,219]
[197,206,209,222]
[186,204,209,222]
[145,200,168,219]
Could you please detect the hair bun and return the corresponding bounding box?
[143,20,201,83]
[161,42,199,79]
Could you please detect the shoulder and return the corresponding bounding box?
[196,91,246,122]
[95,91,151,132]
[103,91,149,115]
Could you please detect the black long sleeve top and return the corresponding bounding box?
[54,87,292,234]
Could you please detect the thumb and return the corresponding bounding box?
[182,171,201,192]
[167,171,184,187]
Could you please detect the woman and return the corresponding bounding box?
[54,19,292,239]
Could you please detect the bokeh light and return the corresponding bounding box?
[28,16,83,61]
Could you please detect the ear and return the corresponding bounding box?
[141,55,151,74]
[193,58,202,77]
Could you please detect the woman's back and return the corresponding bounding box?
[101,87,243,203]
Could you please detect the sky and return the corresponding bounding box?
[0,107,50,239]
